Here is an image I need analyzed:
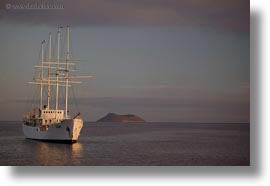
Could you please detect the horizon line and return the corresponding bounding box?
[0,120,250,124]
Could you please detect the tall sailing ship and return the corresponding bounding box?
[22,25,93,143]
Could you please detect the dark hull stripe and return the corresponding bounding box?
[26,138,77,144]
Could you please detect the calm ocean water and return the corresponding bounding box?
[0,121,250,166]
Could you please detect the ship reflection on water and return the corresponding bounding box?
[72,143,83,158]
[34,141,83,165]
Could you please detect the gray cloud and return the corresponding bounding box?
[0,0,249,32]
[14,82,249,122]
[76,95,249,122]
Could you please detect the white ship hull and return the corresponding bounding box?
[22,118,83,144]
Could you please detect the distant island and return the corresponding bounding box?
[97,113,145,122]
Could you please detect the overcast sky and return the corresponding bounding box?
[0,0,249,122]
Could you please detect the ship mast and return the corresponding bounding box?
[47,33,52,109]
[28,26,94,118]
[65,25,70,118]
[40,40,45,110]
[55,26,61,112]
